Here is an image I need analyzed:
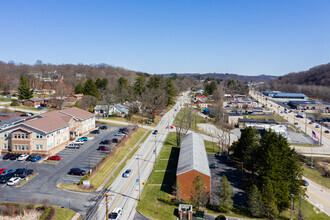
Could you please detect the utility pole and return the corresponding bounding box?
[136,154,142,201]
[320,122,323,145]
[311,144,313,168]
[154,134,157,163]
[305,116,307,133]
[98,193,114,220]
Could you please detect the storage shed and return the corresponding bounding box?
[176,132,211,200]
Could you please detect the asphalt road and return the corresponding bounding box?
[0,124,126,215]
[89,93,188,220]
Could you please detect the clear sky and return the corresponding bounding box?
[0,0,329,76]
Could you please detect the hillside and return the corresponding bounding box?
[275,62,330,86]
[162,73,277,82]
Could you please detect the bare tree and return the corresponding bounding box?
[41,198,51,209]
[175,108,192,146]
[141,88,168,122]
[28,197,38,210]
[18,196,25,217]
[100,89,118,117]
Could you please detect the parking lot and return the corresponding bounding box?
[208,154,246,207]
[0,124,130,189]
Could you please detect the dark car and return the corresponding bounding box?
[325,130,330,133]
[222,151,228,158]
[13,168,27,178]
[26,155,35,161]
[98,146,110,151]
[0,174,14,183]
[100,125,108,130]
[112,138,119,143]
[31,155,42,162]
[302,180,309,187]
[100,139,111,145]
[2,154,11,160]
[119,128,129,132]
[0,169,14,176]
[215,152,221,157]
[122,169,132,177]
[91,129,100,134]
[152,130,158,135]
[69,168,86,176]
[10,154,20,160]
[210,163,218,169]
[26,169,34,176]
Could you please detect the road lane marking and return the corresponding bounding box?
[307,190,330,207]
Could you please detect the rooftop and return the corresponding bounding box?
[60,107,94,120]
[177,132,211,177]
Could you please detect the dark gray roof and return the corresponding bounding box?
[177,132,211,177]
[273,93,306,98]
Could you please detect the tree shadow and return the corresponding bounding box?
[160,147,180,194]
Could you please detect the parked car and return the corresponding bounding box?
[66,143,80,149]
[68,168,86,176]
[294,122,299,125]
[78,137,88,141]
[215,152,221,157]
[90,129,100,134]
[315,125,320,128]
[31,155,42,162]
[0,174,14,183]
[100,125,108,130]
[13,168,27,178]
[210,163,218,169]
[302,180,309,187]
[73,140,84,145]
[2,154,11,160]
[7,177,21,186]
[325,130,329,133]
[0,168,6,175]
[26,169,34,176]
[115,132,126,136]
[48,155,61,161]
[100,139,111,145]
[9,154,20,160]
[112,138,119,143]
[119,128,129,132]
[98,146,110,151]
[108,207,122,220]
[26,155,35,161]
[0,169,14,176]
[222,151,228,158]
[27,113,34,116]
[166,126,174,129]
[122,169,131,178]
[37,106,44,109]
[152,130,158,135]
[18,154,29,161]
[309,121,313,124]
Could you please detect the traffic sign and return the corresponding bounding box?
[142,182,145,185]
[136,179,139,183]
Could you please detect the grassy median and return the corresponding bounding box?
[302,166,330,189]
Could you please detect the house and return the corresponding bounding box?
[176,132,211,200]
[23,98,45,108]
[225,113,244,126]
[198,102,210,109]
[288,101,330,111]
[94,104,129,117]
[64,94,84,103]
[0,107,95,155]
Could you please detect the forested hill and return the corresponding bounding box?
[162,73,277,82]
[276,62,330,87]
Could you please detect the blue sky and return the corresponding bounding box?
[0,0,329,75]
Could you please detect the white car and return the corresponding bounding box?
[18,154,29,161]
[73,140,84,145]
[7,177,21,186]
[115,132,126,136]
[108,207,122,219]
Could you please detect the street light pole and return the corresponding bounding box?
[154,135,157,163]
[305,116,307,133]
[136,154,142,201]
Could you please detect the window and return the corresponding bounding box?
[4,133,7,138]
[36,145,39,150]
[18,134,21,139]
[22,134,24,139]
[14,134,17,138]
[25,145,28,150]
[25,134,28,138]
[14,145,17,150]
[4,144,6,149]
[40,145,43,150]
[18,145,21,150]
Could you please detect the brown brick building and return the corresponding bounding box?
[176,132,211,200]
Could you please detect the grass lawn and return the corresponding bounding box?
[6,104,42,111]
[0,97,14,102]
[104,114,160,126]
[53,206,77,220]
[205,140,218,154]
[302,166,330,189]
[57,183,94,192]
[245,113,287,122]
[16,173,39,187]
[173,108,209,131]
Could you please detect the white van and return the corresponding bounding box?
[66,143,80,149]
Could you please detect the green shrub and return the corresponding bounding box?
[10,100,19,106]
[40,207,51,220]
[78,173,90,185]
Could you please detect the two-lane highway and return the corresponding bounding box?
[88,92,189,220]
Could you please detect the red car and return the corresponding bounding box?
[0,168,6,175]
[48,155,61,161]
[97,146,110,151]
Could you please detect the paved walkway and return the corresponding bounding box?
[71,213,81,220]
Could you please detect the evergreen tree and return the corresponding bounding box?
[117,77,130,101]
[218,175,233,212]
[247,184,263,217]
[83,79,99,99]
[204,80,217,95]
[118,77,128,89]
[74,82,84,94]
[96,78,108,90]
[166,78,176,105]
[147,74,162,89]
[230,127,260,172]
[191,175,208,210]
[257,130,302,213]
[18,75,33,100]
[260,177,278,219]
[133,76,146,96]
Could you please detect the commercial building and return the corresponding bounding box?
[0,107,95,155]
[176,132,211,200]
[288,100,330,112]
[272,93,307,100]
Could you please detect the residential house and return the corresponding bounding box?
[23,98,45,108]
[94,104,129,117]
